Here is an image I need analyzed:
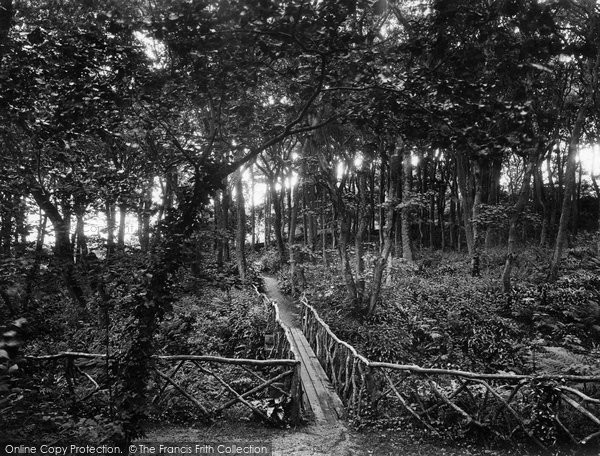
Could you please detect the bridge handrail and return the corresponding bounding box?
[299,294,600,450]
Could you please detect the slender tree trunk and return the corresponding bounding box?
[535,166,549,247]
[284,183,291,244]
[355,167,369,296]
[23,211,47,310]
[288,179,300,295]
[321,200,327,266]
[250,164,256,251]
[456,153,474,255]
[338,210,358,306]
[139,178,152,252]
[438,165,447,251]
[471,160,483,277]
[264,187,271,249]
[222,180,231,261]
[546,155,556,242]
[75,211,88,260]
[307,186,319,251]
[0,194,12,255]
[501,152,537,292]
[117,205,126,249]
[450,163,458,250]
[271,184,285,264]
[573,161,583,236]
[549,140,579,280]
[14,195,26,252]
[378,158,386,250]
[549,52,598,280]
[106,201,116,256]
[235,169,247,280]
[591,174,600,256]
[368,139,402,316]
[215,191,223,268]
[401,145,413,262]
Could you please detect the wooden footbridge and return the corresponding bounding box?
[262,276,345,425]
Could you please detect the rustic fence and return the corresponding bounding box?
[300,295,600,451]
[21,292,302,425]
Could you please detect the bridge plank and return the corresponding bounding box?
[262,277,346,424]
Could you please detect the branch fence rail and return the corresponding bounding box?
[300,295,600,451]
[20,289,302,426]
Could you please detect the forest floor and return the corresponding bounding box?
[142,420,513,456]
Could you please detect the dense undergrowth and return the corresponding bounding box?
[277,240,600,377]
[0,245,269,442]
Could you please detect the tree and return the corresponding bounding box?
[549,2,600,280]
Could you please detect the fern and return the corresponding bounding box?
[528,346,600,376]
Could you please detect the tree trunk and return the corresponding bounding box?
[139,178,152,252]
[75,211,88,260]
[456,152,474,255]
[321,201,327,266]
[288,182,299,295]
[401,145,413,262]
[215,190,224,268]
[501,152,537,292]
[271,184,285,264]
[235,169,247,280]
[485,156,502,249]
[573,161,583,236]
[250,164,256,251]
[0,193,12,255]
[30,184,85,305]
[535,166,549,247]
[549,52,598,280]
[338,210,358,306]
[378,158,386,250]
[591,174,600,256]
[106,201,116,256]
[368,139,402,316]
[355,166,369,296]
[470,160,483,277]
[264,187,271,249]
[117,205,126,249]
[23,212,46,310]
[222,180,231,261]
[450,164,458,250]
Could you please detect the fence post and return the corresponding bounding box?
[363,364,380,417]
[287,361,302,424]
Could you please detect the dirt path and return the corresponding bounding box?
[262,276,301,328]
[143,421,364,456]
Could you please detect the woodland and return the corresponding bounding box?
[1,0,600,453]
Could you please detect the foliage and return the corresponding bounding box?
[302,243,600,376]
[0,317,26,407]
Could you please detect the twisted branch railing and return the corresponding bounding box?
[300,295,600,450]
[24,351,302,425]
[20,289,303,426]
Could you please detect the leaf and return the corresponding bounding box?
[372,0,387,15]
